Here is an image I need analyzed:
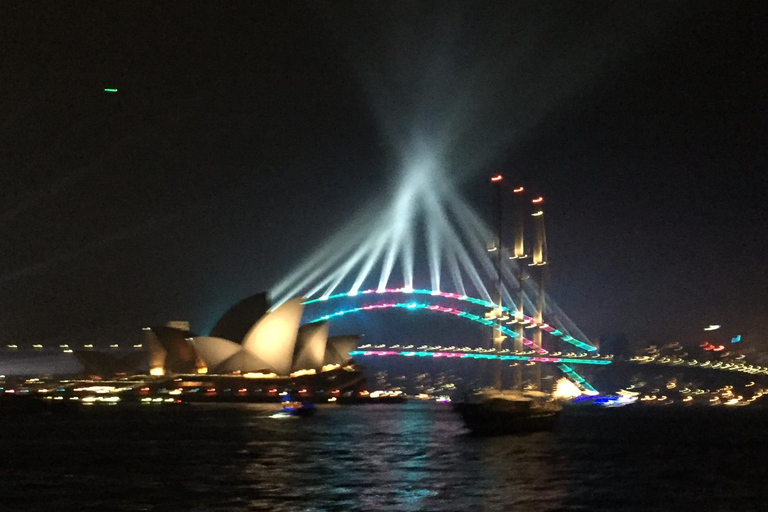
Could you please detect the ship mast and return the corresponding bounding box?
[511,186,527,391]
[490,175,505,390]
[488,178,548,391]
[531,196,548,391]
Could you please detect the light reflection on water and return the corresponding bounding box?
[0,402,766,511]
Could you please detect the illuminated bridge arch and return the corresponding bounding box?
[304,300,600,394]
[307,301,545,354]
[303,288,597,352]
[303,289,602,393]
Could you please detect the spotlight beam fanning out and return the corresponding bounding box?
[445,249,466,297]
[270,200,390,301]
[321,239,375,299]
[270,2,682,344]
[349,234,390,295]
[272,161,595,352]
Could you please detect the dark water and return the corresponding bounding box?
[1,402,767,512]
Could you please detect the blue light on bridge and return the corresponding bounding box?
[557,363,599,393]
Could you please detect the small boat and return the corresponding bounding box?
[455,388,562,435]
[278,400,316,418]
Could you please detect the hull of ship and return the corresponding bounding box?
[455,390,561,435]
[456,402,559,435]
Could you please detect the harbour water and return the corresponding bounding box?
[1,402,766,511]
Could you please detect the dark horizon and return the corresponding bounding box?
[1,2,766,351]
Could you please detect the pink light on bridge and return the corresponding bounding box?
[363,351,399,356]
[521,337,547,354]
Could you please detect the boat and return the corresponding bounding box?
[277,400,316,418]
[455,388,561,435]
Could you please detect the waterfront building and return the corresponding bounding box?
[73,293,361,382]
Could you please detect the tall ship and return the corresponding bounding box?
[456,177,562,435]
[456,388,561,435]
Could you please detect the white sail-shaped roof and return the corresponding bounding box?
[145,330,168,373]
[241,297,304,376]
[324,335,360,365]
[191,337,243,370]
[215,350,271,374]
[292,322,329,371]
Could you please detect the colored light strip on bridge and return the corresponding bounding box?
[557,363,599,394]
[303,288,505,310]
[347,350,611,366]
[308,302,547,353]
[303,288,598,352]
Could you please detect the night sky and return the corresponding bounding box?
[1,2,766,351]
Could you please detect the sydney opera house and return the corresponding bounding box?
[73,293,365,400]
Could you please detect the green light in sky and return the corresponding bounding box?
[104,88,118,93]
